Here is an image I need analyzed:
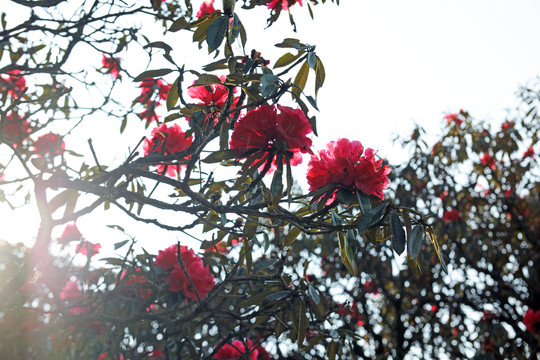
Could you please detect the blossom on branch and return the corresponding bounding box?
[213,339,261,360]
[0,69,26,98]
[480,153,497,170]
[59,222,83,244]
[442,209,460,222]
[2,112,30,144]
[154,244,214,301]
[197,0,216,17]
[33,132,65,157]
[138,79,170,105]
[101,54,121,79]
[187,75,238,125]
[306,138,390,200]
[75,241,101,257]
[230,105,313,170]
[267,0,303,11]
[143,123,193,176]
[524,309,540,334]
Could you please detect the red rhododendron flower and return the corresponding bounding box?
[139,102,161,123]
[197,0,216,17]
[442,209,460,222]
[204,238,240,254]
[120,268,152,299]
[154,244,215,300]
[213,339,259,360]
[0,69,26,98]
[230,105,313,169]
[143,123,193,176]
[480,153,497,170]
[501,121,515,130]
[480,310,498,322]
[76,241,102,257]
[33,132,65,156]
[3,112,30,144]
[306,138,390,201]
[102,54,121,79]
[267,0,303,11]
[524,309,540,334]
[444,113,464,126]
[60,279,89,314]
[138,79,170,105]
[59,222,83,243]
[187,75,238,125]
[523,146,535,159]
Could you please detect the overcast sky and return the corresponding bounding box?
[3,0,540,253]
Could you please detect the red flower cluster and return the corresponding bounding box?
[337,301,364,327]
[59,222,83,244]
[3,112,30,144]
[230,105,313,168]
[523,146,535,159]
[204,238,240,254]
[501,121,515,130]
[75,241,101,257]
[137,79,171,123]
[524,309,540,334]
[441,209,460,222]
[120,268,152,299]
[187,75,238,125]
[102,54,121,79]
[213,339,267,360]
[60,279,89,314]
[0,69,26,98]
[33,132,65,156]
[480,153,497,170]
[480,310,498,322]
[267,0,303,10]
[143,123,193,176]
[306,138,390,200]
[154,244,214,301]
[197,0,216,17]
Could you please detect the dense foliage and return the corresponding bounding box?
[0,0,539,359]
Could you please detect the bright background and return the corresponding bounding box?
[2,0,540,256]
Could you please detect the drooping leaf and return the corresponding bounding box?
[202,149,238,163]
[253,259,279,274]
[356,202,388,232]
[274,51,303,69]
[166,77,179,111]
[390,211,406,255]
[283,226,302,246]
[206,16,229,52]
[408,224,424,259]
[292,61,310,96]
[133,69,173,82]
[262,290,291,308]
[168,16,189,32]
[192,73,222,87]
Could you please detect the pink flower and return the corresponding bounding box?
[60,279,89,314]
[523,146,534,159]
[204,238,240,254]
[33,132,65,156]
[197,0,216,17]
[154,244,215,301]
[480,153,497,170]
[213,339,259,360]
[75,241,102,257]
[143,123,193,176]
[306,139,390,201]
[444,112,464,126]
[501,121,515,130]
[3,112,30,144]
[0,69,26,98]
[139,102,161,123]
[230,105,313,169]
[441,209,460,222]
[101,54,121,79]
[59,222,83,243]
[524,309,540,334]
[187,75,238,125]
[267,0,303,11]
[138,79,170,105]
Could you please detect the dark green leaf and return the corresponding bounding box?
[292,61,309,96]
[192,73,222,87]
[168,16,189,32]
[408,224,424,259]
[390,211,406,255]
[307,52,316,69]
[144,41,173,53]
[305,95,319,111]
[262,290,291,308]
[206,16,229,52]
[308,284,320,304]
[274,51,302,69]
[253,259,279,273]
[202,149,238,163]
[114,240,130,250]
[134,68,172,82]
[284,226,302,246]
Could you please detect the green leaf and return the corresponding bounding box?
[297,300,307,347]
[253,259,279,273]
[408,224,424,259]
[308,284,320,304]
[114,240,130,250]
[202,149,238,163]
[275,38,302,48]
[144,41,173,53]
[168,16,189,32]
[262,290,291,308]
[390,211,406,255]
[270,161,284,199]
[307,52,316,69]
[356,202,388,232]
[260,74,279,98]
[338,231,358,275]
[305,95,319,111]
[166,77,179,111]
[206,16,229,52]
[192,73,222,87]
[292,61,310,96]
[330,210,342,226]
[283,226,302,246]
[274,51,302,69]
[134,69,172,82]
[315,56,326,96]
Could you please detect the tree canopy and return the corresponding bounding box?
[0,1,539,359]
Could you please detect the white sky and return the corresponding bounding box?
[2,0,540,254]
